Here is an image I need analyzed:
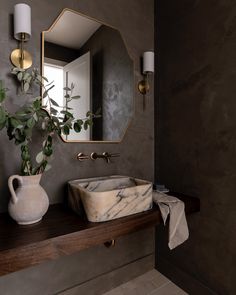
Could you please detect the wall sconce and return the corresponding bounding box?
[10,3,32,69]
[138,51,154,109]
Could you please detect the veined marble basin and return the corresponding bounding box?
[68,176,153,222]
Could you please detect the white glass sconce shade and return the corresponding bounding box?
[143,51,154,74]
[14,3,31,41]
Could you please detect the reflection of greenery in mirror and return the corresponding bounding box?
[42,9,134,142]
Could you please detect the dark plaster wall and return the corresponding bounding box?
[156,0,236,294]
[0,0,154,294]
[79,25,133,141]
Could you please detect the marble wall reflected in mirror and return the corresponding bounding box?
[41,9,134,142]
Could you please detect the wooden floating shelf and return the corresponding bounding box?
[0,194,200,276]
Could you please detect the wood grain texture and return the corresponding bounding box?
[0,194,200,276]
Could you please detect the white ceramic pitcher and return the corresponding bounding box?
[8,174,49,225]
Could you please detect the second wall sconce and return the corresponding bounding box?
[10,3,32,69]
[138,51,155,109]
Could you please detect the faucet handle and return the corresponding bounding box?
[77,153,89,161]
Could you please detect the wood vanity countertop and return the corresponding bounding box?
[0,193,200,276]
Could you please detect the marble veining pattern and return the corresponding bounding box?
[68,176,153,222]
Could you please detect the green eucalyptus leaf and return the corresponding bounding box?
[11,68,19,74]
[50,107,58,115]
[23,72,30,80]
[41,76,49,82]
[84,121,88,130]
[33,99,41,110]
[22,106,34,114]
[77,119,83,126]
[0,81,6,102]
[26,117,35,128]
[60,110,73,117]
[88,119,93,126]
[17,72,23,81]
[84,119,93,127]
[63,87,71,91]
[62,125,70,135]
[52,116,60,127]
[43,146,53,157]
[21,149,31,161]
[0,90,6,103]
[24,127,32,138]
[43,90,48,98]
[74,122,81,133]
[33,113,38,121]
[36,151,44,164]
[15,110,27,116]
[47,85,55,93]
[23,82,30,92]
[86,111,92,117]
[50,99,59,107]
[71,95,80,100]
[14,129,25,142]
[42,84,55,98]
[47,135,52,144]
[26,76,32,84]
[44,163,52,172]
[0,107,6,123]
[10,117,21,128]
[15,139,22,145]
[0,122,5,130]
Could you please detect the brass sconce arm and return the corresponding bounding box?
[138,73,150,95]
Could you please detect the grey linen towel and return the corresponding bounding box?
[153,191,189,250]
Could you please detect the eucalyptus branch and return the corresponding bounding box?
[0,67,100,175]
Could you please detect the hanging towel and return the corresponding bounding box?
[153,191,189,250]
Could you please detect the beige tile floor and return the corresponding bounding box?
[103,269,188,295]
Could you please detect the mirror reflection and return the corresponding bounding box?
[42,9,134,142]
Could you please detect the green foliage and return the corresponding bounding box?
[0,68,101,175]
[0,80,7,103]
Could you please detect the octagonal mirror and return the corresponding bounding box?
[41,8,134,142]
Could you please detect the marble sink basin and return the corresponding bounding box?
[68,176,153,222]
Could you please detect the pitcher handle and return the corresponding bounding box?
[8,175,23,204]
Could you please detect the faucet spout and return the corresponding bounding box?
[90,152,120,163]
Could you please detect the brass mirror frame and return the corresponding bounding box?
[41,8,135,144]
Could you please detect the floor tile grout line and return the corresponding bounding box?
[56,254,154,295]
[147,281,171,295]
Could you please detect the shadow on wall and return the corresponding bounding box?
[92,49,104,140]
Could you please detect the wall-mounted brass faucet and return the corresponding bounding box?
[91,152,120,163]
[77,152,120,163]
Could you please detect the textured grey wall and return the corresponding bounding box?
[156,0,236,294]
[79,25,133,141]
[0,0,154,294]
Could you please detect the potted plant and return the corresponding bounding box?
[0,68,98,225]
